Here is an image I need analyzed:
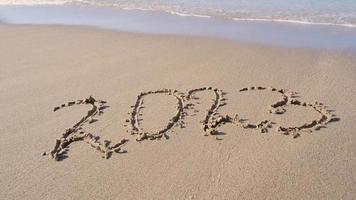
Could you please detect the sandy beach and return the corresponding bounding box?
[1,24,356,199]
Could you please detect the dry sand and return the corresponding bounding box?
[0,24,356,199]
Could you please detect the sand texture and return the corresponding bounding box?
[0,25,356,199]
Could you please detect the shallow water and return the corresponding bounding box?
[1,0,356,27]
[1,5,356,51]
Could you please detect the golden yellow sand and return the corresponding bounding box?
[0,25,356,199]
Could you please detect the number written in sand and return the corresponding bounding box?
[43,96,127,161]
[127,89,186,141]
[44,87,340,161]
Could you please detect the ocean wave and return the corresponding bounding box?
[121,7,211,18]
[166,11,211,18]
[0,0,74,5]
[232,18,356,28]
